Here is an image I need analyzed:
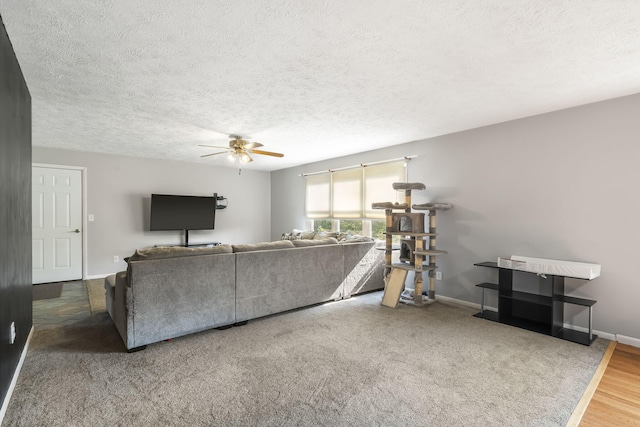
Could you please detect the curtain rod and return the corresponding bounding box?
[299,155,417,177]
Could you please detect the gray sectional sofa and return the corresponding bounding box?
[105,239,383,351]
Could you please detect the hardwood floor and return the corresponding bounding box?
[579,343,640,426]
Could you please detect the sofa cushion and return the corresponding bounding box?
[128,244,233,262]
[338,235,375,243]
[280,232,299,241]
[232,240,295,253]
[282,229,322,240]
[292,237,339,247]
[299,230,317,240]
[314,231,339,240]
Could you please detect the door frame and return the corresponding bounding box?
[32,163,88,280]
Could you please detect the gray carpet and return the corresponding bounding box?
[4,291,607,426]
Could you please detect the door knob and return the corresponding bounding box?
[74,229,80,233]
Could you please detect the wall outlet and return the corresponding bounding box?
[436,271,442,281]
[88,214,95,222]
[10,321,16,344]
[113,255,119,263]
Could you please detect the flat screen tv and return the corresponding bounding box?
[150,194,216,231]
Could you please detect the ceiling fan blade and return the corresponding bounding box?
[244,142,263,150]
[200,151,229,158]
[198,144,229,149]
[250,149,284,158]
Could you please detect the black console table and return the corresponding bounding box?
[473,262,597,346]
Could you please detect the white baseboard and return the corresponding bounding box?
[436,294,630,344]
[615,334,640,348]
[436,294,492,311]
[595,330,617,341]
[561,323,616,341]
[0,326,34,424]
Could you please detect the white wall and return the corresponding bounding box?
[271,93,640,341]
[33,147,272,277]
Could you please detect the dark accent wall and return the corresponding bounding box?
[0,16,32,408]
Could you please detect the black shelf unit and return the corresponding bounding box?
[473,261,597,346]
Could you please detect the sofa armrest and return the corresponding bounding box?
[107,271,129,347]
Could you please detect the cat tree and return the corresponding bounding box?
[372,182,452,307]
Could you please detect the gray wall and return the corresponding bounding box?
[0,16,32,411]
[271,93,640,341]
[33,147,272,277]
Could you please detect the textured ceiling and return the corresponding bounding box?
[1,1,639,171]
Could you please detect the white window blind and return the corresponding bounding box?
[305,173,331,218]
[304,159,407,219]
[332,168,363,218]
[363,161,407,218]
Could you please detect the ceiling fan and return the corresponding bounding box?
[199,135,284,166]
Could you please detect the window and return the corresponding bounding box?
[339,220,363,235]
[305,173,331,219]
[313,219,333,232]
[363,162,407,219]
[371,219,386,241]
[304,159,408,239]
[304,159,406,219]
[332,168,363,219]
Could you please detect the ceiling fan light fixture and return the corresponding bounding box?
[227,153,236,162]
[239,152,251,164]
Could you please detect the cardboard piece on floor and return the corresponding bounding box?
[381,268,407,308]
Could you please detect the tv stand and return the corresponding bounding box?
[182,230,219,247]
[474,261,597,346]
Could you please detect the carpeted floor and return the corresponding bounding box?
[5,286,608,426]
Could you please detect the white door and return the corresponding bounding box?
[32,166,83,284]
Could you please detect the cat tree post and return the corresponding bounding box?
[400,183,423,304]
[384,207,393,282]
[413,202,453,301]
[427,211,437,300]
